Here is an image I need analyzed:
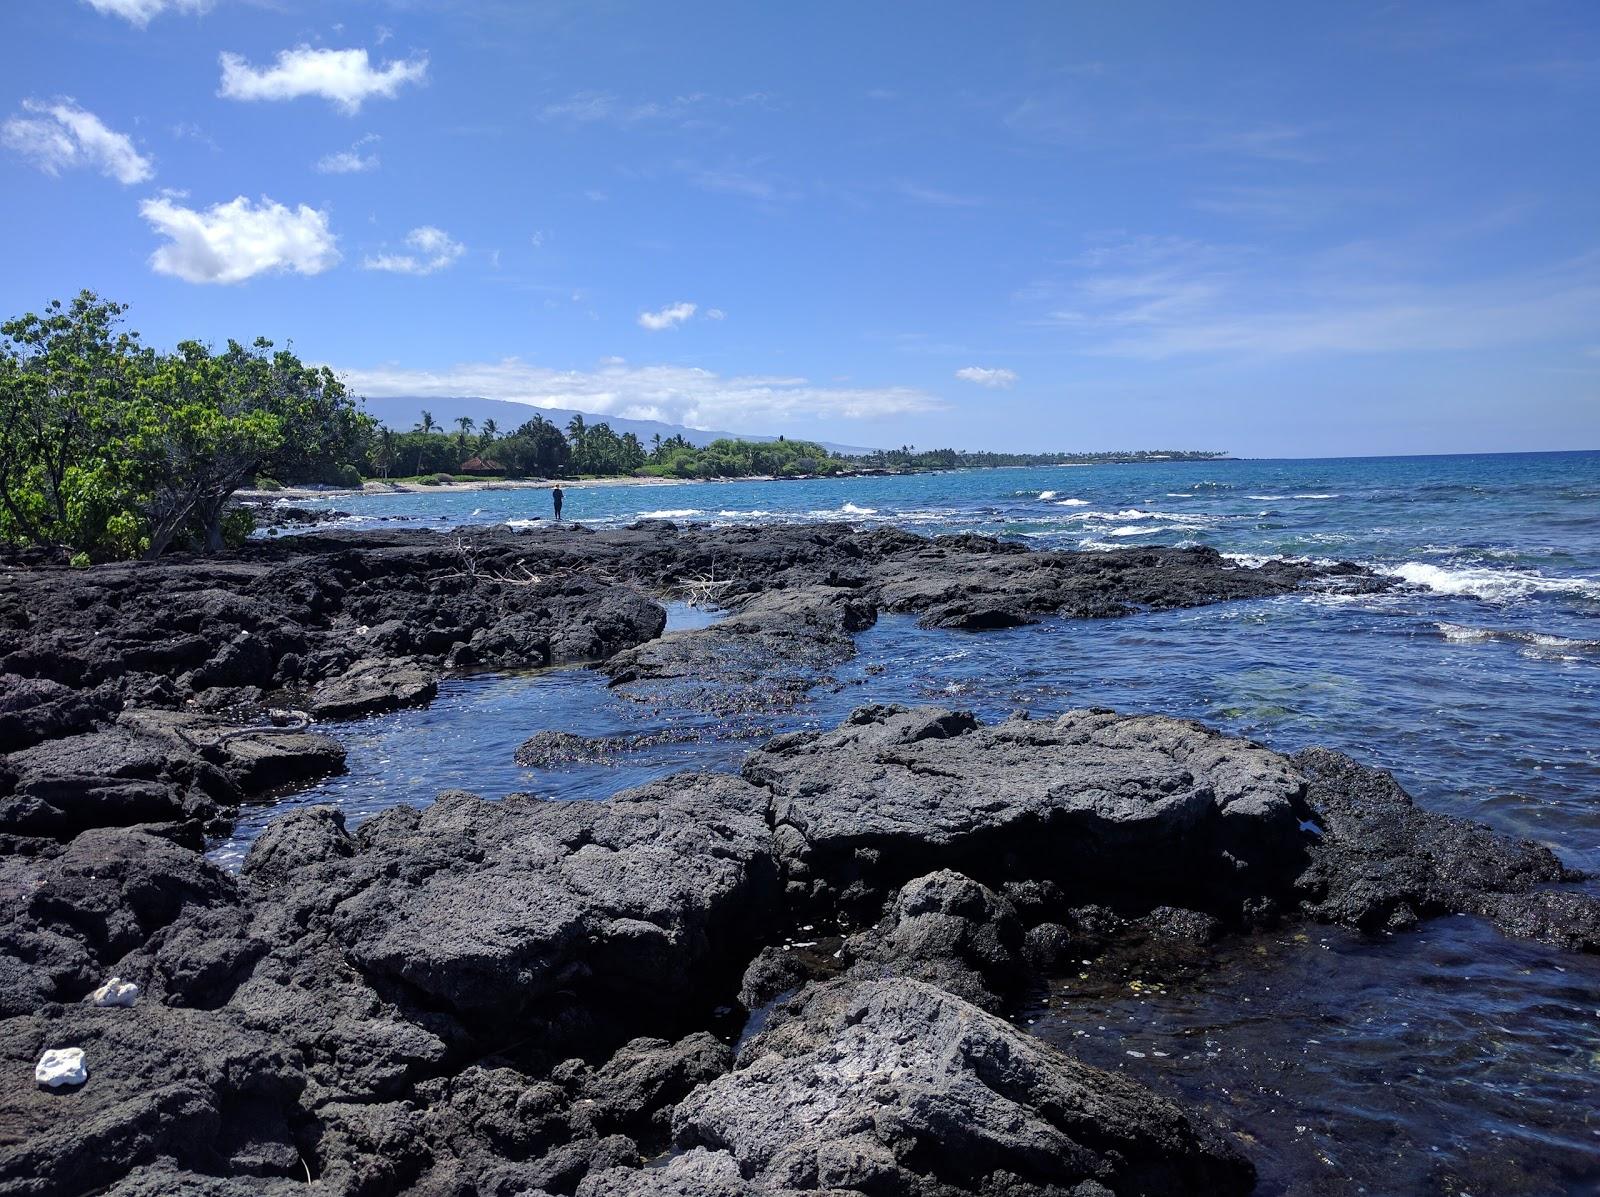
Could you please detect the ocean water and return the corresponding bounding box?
[238,451,1600,1194]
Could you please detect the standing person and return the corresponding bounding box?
[551,485,565,521]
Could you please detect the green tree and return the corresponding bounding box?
[0,292,149,553]
[129,338,363,555]
[416,410,436,434]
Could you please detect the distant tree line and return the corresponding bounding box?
[1,293,1229,562]
[375,414,850,481]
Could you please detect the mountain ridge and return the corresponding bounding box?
[358,395,879,456]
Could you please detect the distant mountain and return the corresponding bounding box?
[358,395,877,456]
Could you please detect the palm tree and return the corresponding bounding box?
[416,410,437,435]
[377,428,396,479]
[478,418,498,453]
[455,416,475,436]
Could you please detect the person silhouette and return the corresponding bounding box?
[551,485,564,520]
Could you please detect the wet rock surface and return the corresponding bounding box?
[7,527,1595,1197]
[1291,746,1600,948]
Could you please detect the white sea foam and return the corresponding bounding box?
[841,502,878,515]
[1053,497,1090,506]
[717,509,773,517]
[1436,622,1495,643]
[1108,524,1186,537]
[1292,493,1340,500]
[1436,621,1600,659]
[1395,562,1600,602]
[637,508,704,519]
[1038,490,1057,500]
[1245,494,1286,501]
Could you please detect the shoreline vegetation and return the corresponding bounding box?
[1,293,1226,561]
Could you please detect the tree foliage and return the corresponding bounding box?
[0,292,372,559]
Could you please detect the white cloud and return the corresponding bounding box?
[83,0,210,27]
[362,225,465,275]
[336,358,945,427]
[139,194,339,284]
[316,134,380,174]
[955,366,1018,388]
[705,308,726,320]
[3,99,153,184]
[219,46,427,114]
[638,301,697,331]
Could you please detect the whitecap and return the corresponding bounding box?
[637,508,704,519]
[1394,562,1600,602]
[1292,493,1340,500]
[1038,490,1058,500]
[1436,622,1495,643]
[1053,498,1090,507]
[841,502,878,515]
[1436,621,1600,654]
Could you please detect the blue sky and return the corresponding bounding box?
[2,0,1597,456]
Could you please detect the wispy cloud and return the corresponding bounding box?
[688,165,786,202]
[219,46,428,114]
[82,0,209,27]
[638,301,698,331]
[1181,122,1322,163]
[362,225,465,275]
[955,366,1017,388]
[316,133,381,174]
[1041,234,1600,359]
[539,90,775,130]
[3,98,154,184]
[338,358,944,427]
[140,194,339,284]
[897,182,985,208]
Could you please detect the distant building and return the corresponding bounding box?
[457,456,504,476]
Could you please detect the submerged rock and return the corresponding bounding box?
[603,586,875,715]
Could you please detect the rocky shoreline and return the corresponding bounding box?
[2,523,1595,1196]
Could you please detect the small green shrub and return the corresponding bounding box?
[254,476,283,491]
[69,551,91,569]
[432,472,455,485]
[332,463,363,488]
[221,507,256,548]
